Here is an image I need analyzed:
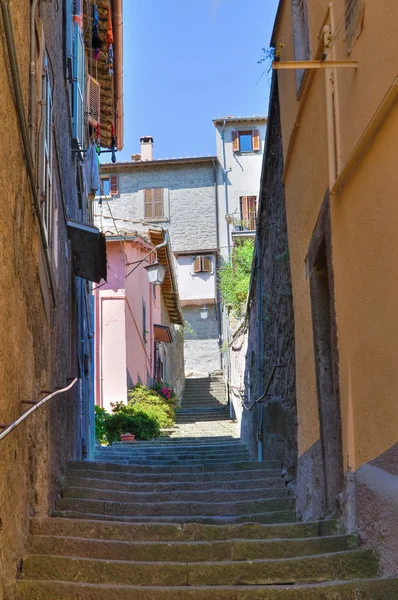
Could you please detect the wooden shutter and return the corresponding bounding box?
[110,175,118,196]
[252,129,260,151]
[241,196,248,220]
[87,75,101,127]
[154,188,163,218]
[202,257,212,273]
[193,257,202,273]
[144,188,153,217]
[247,196,257,230]
[232,130,240,152]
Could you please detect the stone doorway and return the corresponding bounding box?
[308,195,344,515]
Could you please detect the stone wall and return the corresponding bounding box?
[95,162,218,253]
[245,75,297,474]
[160,296,185,401]
[0,3,83,597]
[184,305,221,375]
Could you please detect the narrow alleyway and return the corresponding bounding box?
[16,378,398,597]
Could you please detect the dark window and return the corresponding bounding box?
[291,0,311,91]
[239,131,253,153]
[142,301,147,344]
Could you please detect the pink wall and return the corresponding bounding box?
[94,239,161,411]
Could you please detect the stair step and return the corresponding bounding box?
[66,468,282,484]
[69,461,280,474]
[30,517,341,541]
[16,578,398,599]
[52,509,297,524]
[20,549,378,586]
[28,534,358,562]
[56,496,295,517]
[64,476,285,493]
[61,486,288,503]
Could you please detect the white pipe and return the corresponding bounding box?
[0,379,79,442]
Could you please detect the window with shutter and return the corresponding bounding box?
[192,256,212,274]
[252,129,260,151]
[72,21,85,145]
[40,51,53,242]
[143,188,164,219]
[110,175,118,196]
[65,0,73,78]
[87,75,101,128]
[240,196,257,230]
[345,0,365,53]
[291,0,311,91]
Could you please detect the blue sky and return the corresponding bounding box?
[117,0,280,162]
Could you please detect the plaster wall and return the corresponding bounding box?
[184,305,220,375]
[177,255,216,302]
[94,162,217,253]
[95,241,161,410]
[274,0,398,571]
[214,121,266,257]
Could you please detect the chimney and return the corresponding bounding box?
[140,136,154,161]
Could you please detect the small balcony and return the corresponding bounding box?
[227,214,257,239]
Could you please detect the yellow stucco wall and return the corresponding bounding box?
[274,0,398,469]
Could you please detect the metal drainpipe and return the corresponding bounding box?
[256,236,264,462]
[221,120,231,258]
[212,159,223,370]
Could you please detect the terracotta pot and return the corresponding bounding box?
[120,433,135,442]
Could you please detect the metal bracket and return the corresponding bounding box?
[272,60,358,70]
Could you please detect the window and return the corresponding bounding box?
[72,21,85,145]
[144,188,164,219]
[345,0,365,53]
[40,52,53,241]
[142,300,147,344]
[193,256,212,274]
[232,129,260,153]
[97,175,118,197]
[240,196,257,231]
[291,0,311,90]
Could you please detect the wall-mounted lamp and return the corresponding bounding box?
[144,259,167,285]
[200,302,209,320]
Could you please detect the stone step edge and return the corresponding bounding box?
[15,578,398,593]
[62,486,287,496]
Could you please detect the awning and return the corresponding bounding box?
[67,220,107,283]
[154,324,173,344]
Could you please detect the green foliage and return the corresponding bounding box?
[103,409,160,445]
[127,384,176,428]
[94,405,108,444]
[218,239,254,316]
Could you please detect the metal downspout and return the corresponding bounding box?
[212,159,222,370]
[221,120,231,258]
[0,0,56,304]
[256,236,263,462]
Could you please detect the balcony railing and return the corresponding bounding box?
[228,216,257,234]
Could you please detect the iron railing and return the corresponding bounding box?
[0,378,79,443]
[228,364,285,411]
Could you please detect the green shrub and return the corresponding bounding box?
[94,405,108,444]
[127,384,176,428]
[219,239,254,316]
[103,410,160,445]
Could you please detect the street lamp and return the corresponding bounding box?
[144,260,167,285]
[200,302,209,320]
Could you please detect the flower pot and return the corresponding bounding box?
[120,433,135,442]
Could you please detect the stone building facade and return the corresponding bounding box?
[96,154,221,376]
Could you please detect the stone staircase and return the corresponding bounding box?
[15,385,398,598]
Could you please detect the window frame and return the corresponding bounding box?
[291,0,311,92]
[240,196,257,231]
[40,51,54,243]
